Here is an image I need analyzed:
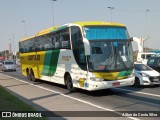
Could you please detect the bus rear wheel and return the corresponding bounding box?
[26,69,31,81]
[30,70,36,82]
[65,75,75,92]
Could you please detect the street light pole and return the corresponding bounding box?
[9,39,12,60]
[108,7,114,21]
[146,9,150,23]
[22,20,26,37]
[50,0,57,26]
[145,9,150,51]
[146,9,150,32]
[12,33,15,60]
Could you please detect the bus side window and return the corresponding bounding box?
[19,42,23,53]
[54,32,60,49]
[71,26,87,70]
[44,34,53,50]
[35,37,42,51]
[61,28,71,49]
[51,33,55,49]
[55,39,59,48]
[79,44,86,64]
[28,39,35,52]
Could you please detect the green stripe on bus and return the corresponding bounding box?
[118,69,133,77]
[42,50,60,76]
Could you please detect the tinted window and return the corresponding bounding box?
[147,58,155,65]
[141,54,145,59]
[35,34,54,51]
[146,55,152,59]
[4,62,14,65]
[19,38,35,52]
[84,26,129,40]
[134,64,152,71]
[19,27,71,53]
[36,28,71,50]
[53,32,60,49]
[147,57,160,66]
[71,26,86,70]
[157,59,160,66]
[60,28,71,49]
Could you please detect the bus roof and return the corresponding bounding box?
[20,21,126,42]
[20,26,59,42]
[36,26,59,37]
[73,21,126,27]
[20,36,35,42]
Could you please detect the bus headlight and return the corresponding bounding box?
[90,77,104,82]
[128,73,135,77]
[127,70,135,78]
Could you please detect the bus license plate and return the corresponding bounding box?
[112,82,120,86]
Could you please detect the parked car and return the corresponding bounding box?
[1,60,16,72]
[134,62,160,87]
[147,56,160,73]
[137,52,156,65]
[0,61,3,66]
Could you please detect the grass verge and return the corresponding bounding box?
[0,85,48,120]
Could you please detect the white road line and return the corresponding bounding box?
[0,73,139,120]
[114,88,160,98]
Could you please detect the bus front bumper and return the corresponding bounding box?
[84,76,135,91]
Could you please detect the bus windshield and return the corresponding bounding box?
[88,41,133,71]
[84,26,133,71]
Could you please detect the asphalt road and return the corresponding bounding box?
[0,67,160,120]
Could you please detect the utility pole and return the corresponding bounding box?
[145,9,150,51]
[13,33,16,60]
[22,20,27,37]
[108,7,114,21]
[50,0,57,26]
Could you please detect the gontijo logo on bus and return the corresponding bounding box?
[28,55,40,61]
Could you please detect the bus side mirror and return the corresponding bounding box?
[83,38,90,56]
[129,37,133,41]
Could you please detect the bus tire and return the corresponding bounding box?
[30,69,36,82]
[26,69,31,80]
[134,77,140,87]
[65,74,75,92]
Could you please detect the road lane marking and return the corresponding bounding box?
[0,73,139,120]
[114,88,160,98]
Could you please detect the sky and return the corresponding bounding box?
[0,0,160,52]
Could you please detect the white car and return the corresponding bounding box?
[1,60,16,72]
[134,62,160,87]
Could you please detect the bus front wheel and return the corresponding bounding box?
[65,75,75,92]
[134,77,140,87]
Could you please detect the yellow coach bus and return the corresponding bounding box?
[19,21,135,92]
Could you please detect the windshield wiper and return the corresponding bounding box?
[113,47,128,70]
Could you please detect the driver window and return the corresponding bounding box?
[79,44,86,64]
[60,28,71,49]
[92,47,102,54]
